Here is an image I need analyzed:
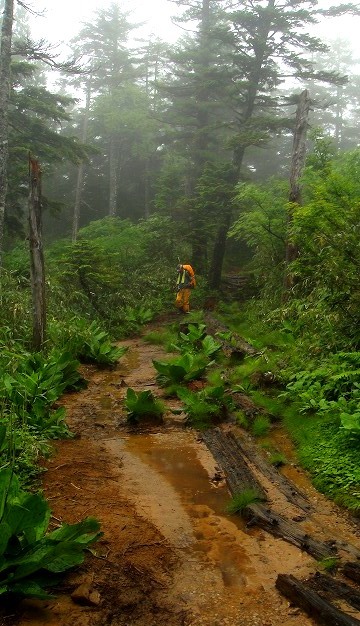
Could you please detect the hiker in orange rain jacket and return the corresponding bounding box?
[175,263,196,313]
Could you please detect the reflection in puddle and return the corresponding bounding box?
[117,432,250,589]
[124,433,233,517]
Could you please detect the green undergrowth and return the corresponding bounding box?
[251,415,271,437]
[125,388,166,425]
[268,451,287,467]
[317,556,339,574]
[244,390,283,419]
[176,383,233,429]
[143,328,177,348]
[282,408,360,512]
[0,468,102,599]
[226,488,266,515]
[214,302,360,514]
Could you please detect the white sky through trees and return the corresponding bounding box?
[30,0,181,46]
[29,0,360,53]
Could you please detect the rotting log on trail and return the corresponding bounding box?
[308,572,360,612]
[202,427,267,499]
[244,503,335,560]
[343,563,360,585]
[227,429,312,514]
[202,427,336,560]
[276,573,360,626]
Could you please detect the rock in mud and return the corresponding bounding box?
[71,583,101,606]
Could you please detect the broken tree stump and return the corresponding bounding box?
[276,573,360,626]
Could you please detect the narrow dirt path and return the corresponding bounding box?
[4,329,360,626]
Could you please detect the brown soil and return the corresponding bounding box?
[2,328,360,626]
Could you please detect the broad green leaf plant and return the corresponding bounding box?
[125,388,165,425]
[153,353,214,387]
[171,323,222,358]
[0,469,102,599]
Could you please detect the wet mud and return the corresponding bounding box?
[2,331,360,626]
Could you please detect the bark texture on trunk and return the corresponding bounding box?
[29,157,46,352]
[284,89,311,291]
[0,0,14,264]
[208,212,232,289]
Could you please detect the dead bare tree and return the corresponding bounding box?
[28,155,46,351]
[284,89,311,292]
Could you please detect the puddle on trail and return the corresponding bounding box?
[123,432,233,516]
[97,342,311,605]
[105,431,257,592]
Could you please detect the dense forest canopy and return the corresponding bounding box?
[0,0,359,258]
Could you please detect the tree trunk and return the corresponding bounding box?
[72,161,85,240]
[109,136,118,217]
[284,89,311,291]
[208,212,232,289]
[144,157,150,219]
[29,156,46,352]
[335,84,343,148]
[72,78,92,242]
[0,0,14,265]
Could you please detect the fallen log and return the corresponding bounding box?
[276,574,360,626]
[245,503,335,560]
[202,427,336,560]
[343,563,360,585]
[309,572,360,612]
[227,429,312,514]
[202,427,267,499]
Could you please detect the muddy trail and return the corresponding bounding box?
[3,322,360,626]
